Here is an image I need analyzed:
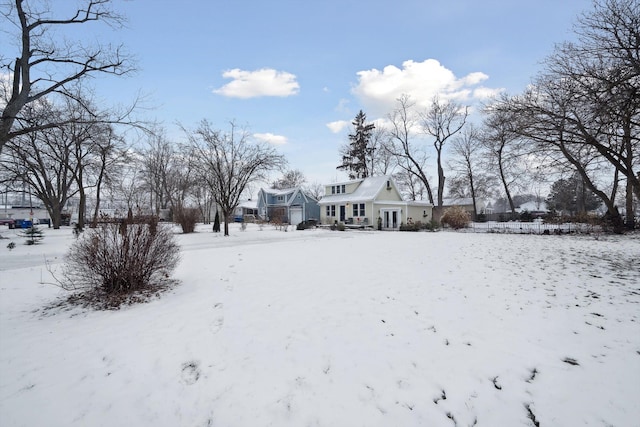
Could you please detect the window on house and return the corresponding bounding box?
[277,195,284,202]
[331,186,335,194]
[326,206,330,216]
[330,205,335,216]
[353,203,365,216]
[341,185,346,193]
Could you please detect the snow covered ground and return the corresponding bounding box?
[1,224,638,426]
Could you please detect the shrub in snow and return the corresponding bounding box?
[7,241,16,250]
[441,206,471,230]
[174,206,199,234]
[61,215,180,301]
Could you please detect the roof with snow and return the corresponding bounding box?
[516,201,549,212]
[237,199,258,209]
[442,197,474,206]
[319,175,397,204]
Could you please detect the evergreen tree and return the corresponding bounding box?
[546,175,600,215]
[337,110,375,179]
[22,224,44,245]
[213,210,221,232]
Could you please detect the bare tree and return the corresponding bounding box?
[499,82,625,228]
[386,94,435,204]
[113,165,147,212]
[139,130,198,220]
[1,0,135,152]
[186,120,287,236]
[393,167,427,201]
[305,181,324,200]
[448,124,487,219]
[90,125,126,227]
[272,169,307,189]
[62,92,113,229]
[370,126,395,176]
[1,99,77,228]
[492,0,639,231]
[421,96,468,208]
[481,103,528,217]
[192,183,215,225]
[140,130,173,215]
[540,0,639,229]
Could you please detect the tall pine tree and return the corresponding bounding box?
[337,110,375,179]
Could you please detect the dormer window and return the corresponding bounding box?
[386,180,391,189]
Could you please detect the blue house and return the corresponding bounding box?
[257,187,320,225]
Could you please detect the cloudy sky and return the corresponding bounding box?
[16,0,593,188]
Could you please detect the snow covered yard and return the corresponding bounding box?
[0,224,638,427]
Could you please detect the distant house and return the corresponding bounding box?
[516,201,549,218]
[233,199,259,222]
[257,187,320,224]
[318,175,433,230]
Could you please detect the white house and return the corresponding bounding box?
[319,175,433,230]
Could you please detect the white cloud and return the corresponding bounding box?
[352,59,498,116]
[253,132,288,145]
[326,120,349,133]
[214,68,300,98]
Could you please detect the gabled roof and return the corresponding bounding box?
[258,187,318,207]
[261,187,297,196]
[319,175,398,204]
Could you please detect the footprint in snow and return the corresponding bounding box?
[211,303,224,334]
[181,361,201,385]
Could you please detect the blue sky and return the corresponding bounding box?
[12,0,594,188]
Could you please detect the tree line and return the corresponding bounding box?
[1,0,637,234]
[0,1,286,236]
[336,0,638,231]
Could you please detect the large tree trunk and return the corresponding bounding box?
[77,185,86,230]
[469,172,478,220]
[626,175,635,230]
[436,147,445,208]
[624,132,636,230]
[92,165,106,228]
[46,200,63,229]
[223,209,230,236]
[497,149,516,216]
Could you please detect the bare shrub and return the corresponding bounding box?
[174,207,200,233]
[441,206,471,229]
[61,216,180,303]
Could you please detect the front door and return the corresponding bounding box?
[339,205,346,222]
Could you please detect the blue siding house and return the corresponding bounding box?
[257,187,320,225]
